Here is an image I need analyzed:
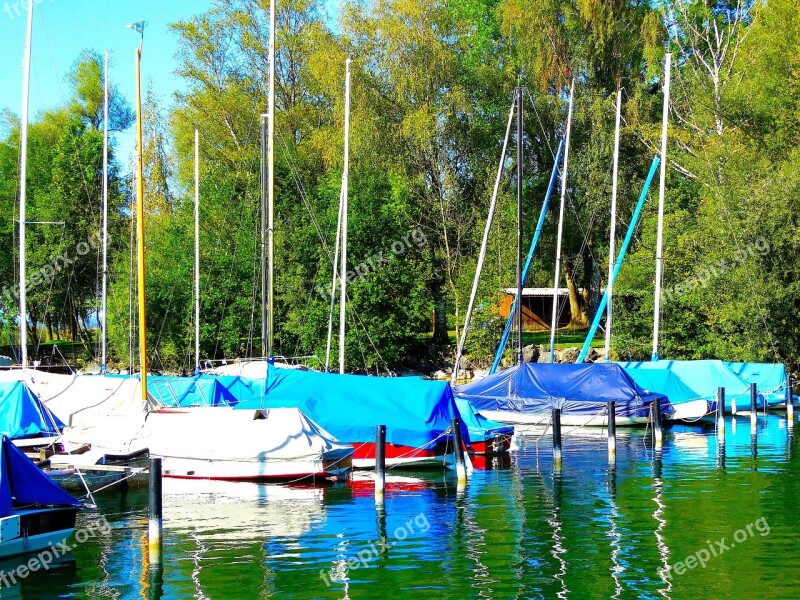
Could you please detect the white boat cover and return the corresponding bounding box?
[59,406,352,464]
[1,371,351,467]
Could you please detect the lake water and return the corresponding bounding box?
[4,414,799,599]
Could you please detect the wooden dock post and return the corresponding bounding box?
[148,457,162,564]
[750,383,758,430]
[375,425,386,500]
[552,408,562,470]
[607,401,616,463]
[451,417,467,485]
[717,387,726,442]
[787,374,794,424]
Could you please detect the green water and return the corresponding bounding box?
[4,415,799,599]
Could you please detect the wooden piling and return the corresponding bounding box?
[552,408,562,470]
[375,425,386,499]
[788,374,794,423]
[148,457,162,564]
[750,382,758,429]
[717,387,726,441]
[451,417,467,485]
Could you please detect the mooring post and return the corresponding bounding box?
[148,457,162,564]
[451,417,467,485]
[717,387,726,441]
[375,425,386,500]
[552,408,562,470]
[652,399,663,448]
[731,394,738,416]
[750,382,758,430]
[607,400,616,462]
[787,374,794,424]
[492,433,503,454]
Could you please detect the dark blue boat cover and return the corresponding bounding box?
[0,435,81,517]
[236,368,468,449]
[0,380,64,439]
[456,363,669,418]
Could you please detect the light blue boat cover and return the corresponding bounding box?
[619,360,781,410]
[147,375,239,407]
[0,435,81,517]
[454,397,514,443]
[236,368,469,449]
[0,380,64,439]
[622,368,709,407]
[724,362,788,406]
[456,363,671,419]
[205,375,264,403]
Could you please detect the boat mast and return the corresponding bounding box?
[133,25,149,404]
[194,127,200,372]
[339,57,351,375]
[18,0,33,368]
[267,0,275,360]
[548,78,575,362]
[604,87,622,362]
[652,52,671,361]
[451,100,516,383]
[101,51,109,374]
[515,87,524,365]
[260,114,267,358]
[325,188,343,372]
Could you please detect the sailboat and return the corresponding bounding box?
[0,435,82,559]
[6,7,354,484]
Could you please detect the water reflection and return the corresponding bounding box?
[9,414,800,598]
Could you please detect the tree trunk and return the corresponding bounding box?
[564,259,586,328]
[580,248,599,326]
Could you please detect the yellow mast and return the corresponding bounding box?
[135,44,148,404]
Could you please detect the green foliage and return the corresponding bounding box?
[2,0,799,373]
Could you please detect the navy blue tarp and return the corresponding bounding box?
[0,435,81,517]
[236,368,468,449]
[0,380,64,439]
[456,363,671,419]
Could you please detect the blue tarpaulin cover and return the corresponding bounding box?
[147,375,239,407]
[454,398,513,443]
[205,375,263,403]
[0,435,81,517]
[622,368,705,406]
[618,360,779,410]
[0,381,64,439]
[456,363,671,418]
[236,368,467,449]
[724,362,788,406]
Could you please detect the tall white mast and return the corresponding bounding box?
[339,57,351,375]
[101,50,109,373]
[267,0,275,359]
[548,78,575,362]
[194,127,200,372]
[325,188,343,371]
[652,52,672,361]
[604,87,622,362]
[18,1,34,368]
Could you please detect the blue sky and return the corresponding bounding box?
[0,1,220,165]
[0,0,341,172]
